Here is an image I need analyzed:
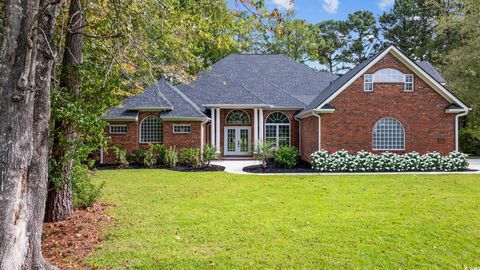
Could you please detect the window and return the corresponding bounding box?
[173,124,191,134]
[373,68,404,82]
[372,118,405,150]
[140,116,163,143]
[109,125,127,134]
[265,112,290,148]
[225,110,250,125]
[364,74,373,91]
[405,74,414,91]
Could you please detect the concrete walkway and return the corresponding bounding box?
[212,159,480,175]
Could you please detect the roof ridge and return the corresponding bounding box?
[152,81,173,108]
[164,81,207,117]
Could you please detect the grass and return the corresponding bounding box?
[89,170,480,269]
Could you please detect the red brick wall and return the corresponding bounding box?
[300,115,319,162]
[319,52,455,156]
[103,111,204,164]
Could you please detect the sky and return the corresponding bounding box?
[229,0,394,22]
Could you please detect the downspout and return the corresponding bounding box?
[455,111,468,152]
[314,113,321,151]
[295,117,301,153]
[200,119,209,156]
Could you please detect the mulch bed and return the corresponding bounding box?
[244,160,315,173]
[97,164,225,172]
[42,203,114,270]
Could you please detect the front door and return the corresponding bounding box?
[224,127,250,156]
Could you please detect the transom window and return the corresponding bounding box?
[265,112,290,148]
[140,116,163,143]
[225,110,250,125]
[372,117,405,150]
[364,68,415,92]
[374,68,404,82]
[173,124,191,134]
[109,125,127,134]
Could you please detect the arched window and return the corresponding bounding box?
[373,68,404,82]
[372,118,405,150]
[225,110,250,125]
[140,116,163,143]
[265,112,290,148]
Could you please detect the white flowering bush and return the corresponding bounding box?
[311,150,468,172]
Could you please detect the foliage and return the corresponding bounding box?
[143,144,157,168]
[459,127,480,155]
[311,150,468,172]
[309,20,349,73]
[112,147,129,168]
[153,144,166,165]
[72,163,103,209]
[257,142,275,167]
[274,146,299,168]
[90,170,480,269]
[342,11,380,65]
[202,144,217,166]
[164,146,178,168]
[131,149,145,165]
[437,0,480,127]
[178,147,202,168]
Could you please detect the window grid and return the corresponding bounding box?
[364,74,373,91]
[404,74,414,91]
[372,118,405,150]
[265,112,290,148]
[109,125,127,134]
[173,124,191,134]
[225,110,250,125]
[374,68,404,82]
[140,116,163,143]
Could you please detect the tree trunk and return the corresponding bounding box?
[45,0,86,222]
[0,0,62,269]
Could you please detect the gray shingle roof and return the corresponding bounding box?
[102,80,207,120]
[416,61,447,84]
[177,54,338,108]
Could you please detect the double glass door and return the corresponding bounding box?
[224,127,250,155]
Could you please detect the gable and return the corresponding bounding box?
[297,45,468,118]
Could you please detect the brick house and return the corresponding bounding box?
[100,45,468,164]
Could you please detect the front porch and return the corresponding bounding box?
[207,106,297,158]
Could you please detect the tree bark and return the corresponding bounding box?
[0,0,63,269]
[45,0,86,222]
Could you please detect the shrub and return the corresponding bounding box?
[72,163,103,209]
[459,127,480,155]
[153,144,166,165]
[274,146,299,168]
[164,146,178,168]
[143,144,157,168]
[132,149,145,164]
[257,142,275,167]
[179,147,202,168]
[112,146,129,168]
[203,144,217,166]
[311,150,468,172]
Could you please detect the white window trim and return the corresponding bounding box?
[372,118,406,151]
[264,112,291,148]
[364,74,373,92]
[173,124,191,134]
[225,109,251,125]
[404,74,414,92]
[109,125,127,134]
[139,116,163,144]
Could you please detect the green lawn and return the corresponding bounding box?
[89,170,480,269]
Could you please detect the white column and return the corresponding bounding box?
[210,109,215,147]
[253,109,258,153]
[215,108,221,154]
[259,108,264,145]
